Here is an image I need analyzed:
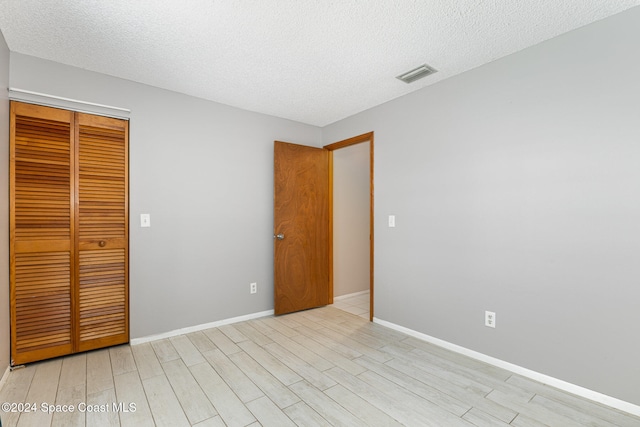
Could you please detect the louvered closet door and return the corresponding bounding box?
[10,102,75,365]
[76,113,129,351]
[11,102,129,365]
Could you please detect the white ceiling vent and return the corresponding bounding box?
[396,64,438,84]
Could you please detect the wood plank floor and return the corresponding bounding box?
[332,292,370,320]
[1,304,638,427]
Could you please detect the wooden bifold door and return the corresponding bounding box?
[10,101,129,365]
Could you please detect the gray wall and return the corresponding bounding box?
[0,30,10,371]
[8,53,322,339]
[323,8,640,406]
[333,142,370,297]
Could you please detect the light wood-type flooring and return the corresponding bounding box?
[1,303,638,426]
[331,292,370,320]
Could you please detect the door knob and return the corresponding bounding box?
[274,234,285,240]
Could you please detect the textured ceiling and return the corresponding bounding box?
[0,1,638,126]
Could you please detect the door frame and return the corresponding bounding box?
[324,132,374,321]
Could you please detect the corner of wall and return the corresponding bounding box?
[0,28,12,371]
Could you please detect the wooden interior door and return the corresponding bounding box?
[10,101,129,365]
[10,102,75,365]
[75,113,129,351]
[274,141,329,315]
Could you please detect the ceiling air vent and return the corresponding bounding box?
[396,64,437,84]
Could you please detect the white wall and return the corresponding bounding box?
[8,53,322,339]
[333,142,370,297]
[0,30,10,371]
[323,7,640,406]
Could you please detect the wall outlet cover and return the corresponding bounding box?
[485,311,496,328]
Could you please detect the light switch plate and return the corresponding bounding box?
[388,215,396,227]
[140,214,151,228]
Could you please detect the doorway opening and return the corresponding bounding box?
[324,132,374,321]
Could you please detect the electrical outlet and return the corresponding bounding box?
[250,282,257,294]
[485,311,496,328]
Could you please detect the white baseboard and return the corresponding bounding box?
[373,317,640,418]
[130,309,274,345]
[333,290,369,301]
